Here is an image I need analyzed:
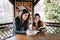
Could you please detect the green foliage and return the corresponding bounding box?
[44,0,60,22]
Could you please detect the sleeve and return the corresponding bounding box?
[41,21,44,27]
[13,18,19,36]
[13,19,16,36]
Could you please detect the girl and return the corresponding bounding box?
[33,13,44,31]
[14,9,30,34]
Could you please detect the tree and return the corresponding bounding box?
[44,0,60,22]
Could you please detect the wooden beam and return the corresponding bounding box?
[33,0,40,6]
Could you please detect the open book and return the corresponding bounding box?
[38,27,45,32]
[26,27,45,36]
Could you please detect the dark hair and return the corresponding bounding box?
[20,9,30,25]
[35,13,40,17]
[34,13,40,19]
[33,13,43,28]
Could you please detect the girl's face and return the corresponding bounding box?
[34,16,40,23]
[22,13,29,21]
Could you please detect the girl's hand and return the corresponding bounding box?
[33,27,36,30]
[26,29,33,36]
[42,29,45,32]
[34,20,37,23]
[34,20,38,26]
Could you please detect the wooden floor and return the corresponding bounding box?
[6,32,60,40]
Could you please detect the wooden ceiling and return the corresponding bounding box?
[16,0,32,2]
[9,0,40,6]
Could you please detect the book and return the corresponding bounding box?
[38,27,45,32]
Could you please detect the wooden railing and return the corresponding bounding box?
[0,22,60,40]
[44,22,60,34]
[0,22,13,26]
[45,22,60,27]
[0,22,13,40]
[0,22,13,30]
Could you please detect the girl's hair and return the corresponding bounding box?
[33,13,43,28]
[20,9,30,26]
[34,13,40,20]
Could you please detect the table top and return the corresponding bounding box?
[6,32,60,40]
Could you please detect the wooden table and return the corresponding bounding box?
[6,32,60,40]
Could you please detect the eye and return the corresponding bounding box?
[25,14,29,16]
[25,14,28,16]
